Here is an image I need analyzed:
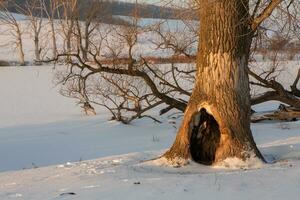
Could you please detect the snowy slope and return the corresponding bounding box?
[0,66,77,128]
[0,66,176,172]
[0,11,27,21]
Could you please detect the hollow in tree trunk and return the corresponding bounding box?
[164,0,264,166]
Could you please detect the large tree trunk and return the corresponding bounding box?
[164,0,264,166]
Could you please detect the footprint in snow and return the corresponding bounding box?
[4,182,17,187]
[83,185,101,189]
[59,192,76,197]
[6,193,22,198]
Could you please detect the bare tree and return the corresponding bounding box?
[42,0,60,59]
[56,0,78,61]
[0,0,25,65]
[77,0,104,61]
[16,0,44,64]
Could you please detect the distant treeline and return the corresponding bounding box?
[2,0,195,24]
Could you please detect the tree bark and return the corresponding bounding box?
[17,28,25,66]
[83,21,90,61]
[34,35,41,63]
[164,0,264,165]
[50,19,57,59]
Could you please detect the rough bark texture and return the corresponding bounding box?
[164,0,264,165]
[34,35,41,63]
[17,27,25,66]
[50,20,58,59]
[83,21,90,61]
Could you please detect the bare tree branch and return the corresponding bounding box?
[251,0,284,30]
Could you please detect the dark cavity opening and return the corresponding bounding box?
[190,108,221,165]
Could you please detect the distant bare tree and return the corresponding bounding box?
[42,0,60,59]
[16,0,44,64]
[56,0,78,61]
[0,0,25,65]
[77,0,104,61]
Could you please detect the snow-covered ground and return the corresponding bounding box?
[0,65,300,199]
[2,151,300,200]
[0,66,176,172]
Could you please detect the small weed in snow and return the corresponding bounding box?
[278,123,291,130]
[152,135,160,142]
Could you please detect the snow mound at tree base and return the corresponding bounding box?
[150,156,190,168]
[147,152,265,170]
[213,153,265,170]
